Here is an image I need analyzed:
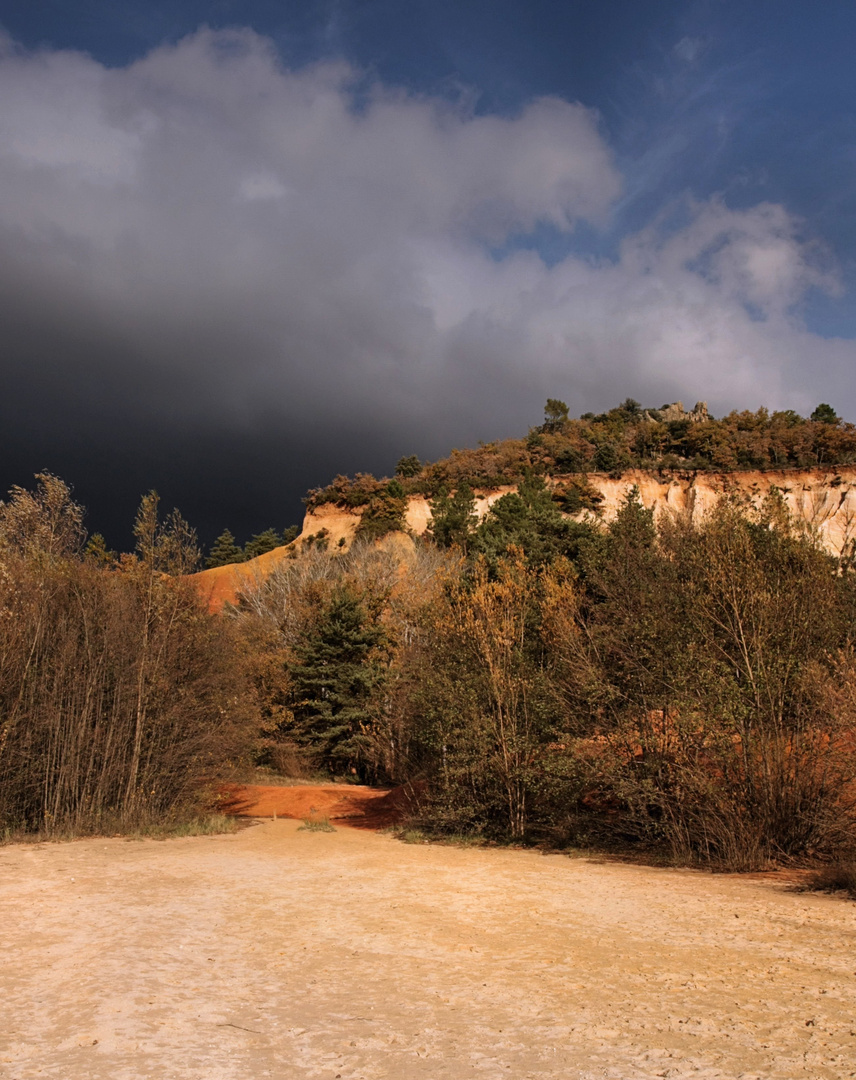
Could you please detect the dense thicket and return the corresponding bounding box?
[0,476,255,837]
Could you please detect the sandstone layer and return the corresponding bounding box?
[192,466,856,609]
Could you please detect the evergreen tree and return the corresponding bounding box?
[471,475,595,570]
[542,398,569,432]
[287,588,388,776]
[244,528,282,560]
[429,482,478,550]
[811,403,839,425]
[84,532,116,567]
[354,480,408,541]
[395,454,422,478]
[593,441,622,473]
[281,525,300,545]
[205,529,245,569]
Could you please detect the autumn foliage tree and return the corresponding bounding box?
[0,477,255,837]
[542,490,856,866]
[408,551,558,838]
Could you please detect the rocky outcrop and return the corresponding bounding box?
[348,466,856,557]
[643,401,710,424]
[572,467,856,554]
[191,465,856,610]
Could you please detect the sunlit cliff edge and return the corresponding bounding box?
[192,465,856,610]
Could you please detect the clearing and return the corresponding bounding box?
[1,803,855,1079]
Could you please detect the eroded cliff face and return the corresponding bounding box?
[363,467,856,555]
[192,466,856,610]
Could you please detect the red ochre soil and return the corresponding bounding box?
[218,782,415,829]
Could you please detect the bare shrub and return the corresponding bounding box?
[804,861,856,898]
[0,481,255,837]
[268,740,317,779]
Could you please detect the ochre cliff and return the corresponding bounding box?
[192,466,856,610]
[409,466,856,552]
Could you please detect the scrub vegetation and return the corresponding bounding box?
[302,397,856,515]
[238,483,856,870]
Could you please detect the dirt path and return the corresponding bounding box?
[1,820,855,1080]
[218,783,412,828]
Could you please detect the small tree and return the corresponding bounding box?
[395,454,422,478]
[472,476,595,570]
[410,551,555,838]
[543,398,570,433]
[354,480,408,542]
[287,587,389,777]
[206,529,245,568]
[244,528,282,560]
[0,472,85,561]
[811,403,839,425]
[85,532,116,567]
[429,483,478,550]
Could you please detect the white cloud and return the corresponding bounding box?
[0,26,851,449]
[673,36,704,64]
[0,44,143,183]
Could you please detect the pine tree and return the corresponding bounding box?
[354,480,408,541]
[395,454,422,478]
[85,532,116,567]
[428,482,478,550]
[811,403,839,425]
[205,529,245,569]
[542,398,569,432]
[471,475,594,570]
[243,528,284,560]
[287,588,388,776]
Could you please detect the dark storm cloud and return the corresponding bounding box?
[0,27,852,544]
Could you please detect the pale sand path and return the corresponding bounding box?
[1,821,855,1080]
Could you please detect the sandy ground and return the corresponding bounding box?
[1,820,855,1080]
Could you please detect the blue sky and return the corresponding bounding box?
[0,0,855,541]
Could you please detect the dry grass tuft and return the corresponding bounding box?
[803,860,856,899]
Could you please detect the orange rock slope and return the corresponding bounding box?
[192,465,856,610]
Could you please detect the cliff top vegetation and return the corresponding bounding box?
[303,398,856,511]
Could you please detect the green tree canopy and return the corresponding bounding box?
[429,482,478,550]
[205,529,245,569]
[84,532,116,567]
[355,480,408,541]
[543,398,569,432]
[287,587,389,776]
[395,454,422,478]
[811,403,839,424]
[471,476,596,570]
[244,528,283,560]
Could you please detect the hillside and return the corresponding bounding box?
[192,462,856,609]
[193,398,856,608]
